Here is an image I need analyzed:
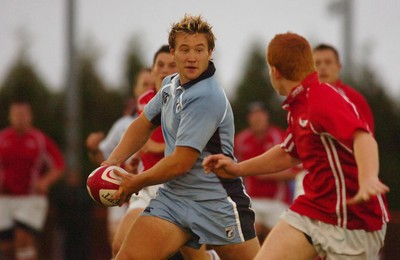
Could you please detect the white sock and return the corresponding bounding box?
[206,249,220,260]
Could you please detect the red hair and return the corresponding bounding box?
[267,32,315,81]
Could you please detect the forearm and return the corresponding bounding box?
[237,145,300,177]
[136,147,199,188]
[353,131,379,179]
[254,167,298,181]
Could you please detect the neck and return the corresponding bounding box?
[281,79,302,96]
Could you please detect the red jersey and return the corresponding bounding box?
[235,126,292,203]
[281,72,390,231]
[333,80,375,133]
[0,127,65,195]
[137,88,164,171]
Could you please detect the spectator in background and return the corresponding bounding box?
[235,102,299,243]
[0,101,65,260]
[86,68,155,244]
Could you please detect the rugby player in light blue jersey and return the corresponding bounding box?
[103,14,260,259]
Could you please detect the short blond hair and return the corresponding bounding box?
[267,32,315,81]
[168,14,216,51]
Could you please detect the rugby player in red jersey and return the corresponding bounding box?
[0,101,65,260]
[204,32,390,260]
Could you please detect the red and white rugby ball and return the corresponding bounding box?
[86,165,128,207]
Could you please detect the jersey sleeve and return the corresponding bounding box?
[280,127,299,158]
[143,89,162,126]
[175,94,224,153]
[309,85,370,148]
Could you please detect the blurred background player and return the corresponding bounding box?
[86,68,155,244]
[0,101,65,260]
[313,43,374,132]
[235,101,299,243]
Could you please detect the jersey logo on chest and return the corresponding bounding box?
[299,118,309,128]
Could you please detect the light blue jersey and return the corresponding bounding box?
[144,62,242,201]
[143,62,255,246]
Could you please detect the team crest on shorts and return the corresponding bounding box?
[224,226,236,240]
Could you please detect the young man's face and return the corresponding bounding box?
[9,103,33,132]
[171,33,212,85]
[313,49,341,84]
[152,52,177,89]
[133,71,155,98]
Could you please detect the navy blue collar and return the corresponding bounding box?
[181,61,216,89]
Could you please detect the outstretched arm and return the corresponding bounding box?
[347,130,389,204]
[102,113,156,166]
[203,145,300,178]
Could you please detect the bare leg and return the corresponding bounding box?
[116,215,191,260]
[212,237,260,260]
[180,245,210,260]
[254,222,270,245]
[14,228,37,260]
[254,220,317,260]
[111,208,143,257]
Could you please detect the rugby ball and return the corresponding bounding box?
[86,165,128,207]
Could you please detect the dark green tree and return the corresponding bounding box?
[122,36,145,96]
[232,41,286,132]
[0,57,63,143]
[57,46,125,177]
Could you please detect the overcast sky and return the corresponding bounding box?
[1,0,399,98]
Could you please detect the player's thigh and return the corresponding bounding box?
[116,215,190,260]
[112,208,143,255]
[254,220,317,260]
[180,244,209,260]
[213,237,260,260]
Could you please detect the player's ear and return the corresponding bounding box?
[271,66,282,79]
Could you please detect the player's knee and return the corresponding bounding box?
[15,246,36,260]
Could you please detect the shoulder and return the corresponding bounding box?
[187,76,225,103]
[308,83,343,108]
[336,82,369,106]
[29,128,46,139]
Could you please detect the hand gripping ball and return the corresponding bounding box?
[86,165,128,207]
